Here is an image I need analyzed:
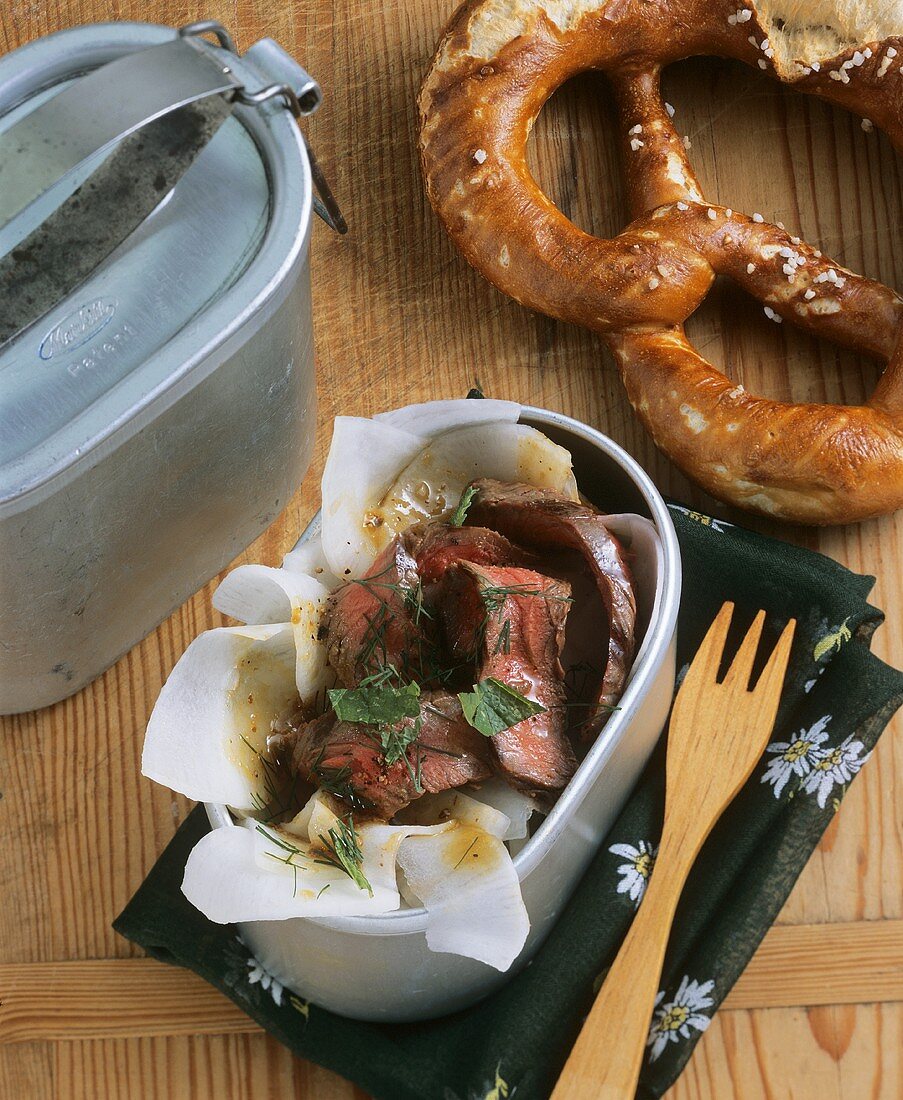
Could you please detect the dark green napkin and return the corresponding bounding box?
[115,504,903,1100]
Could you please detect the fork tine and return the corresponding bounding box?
[752,618,797,698]
[722,609,766,690]
[680,602,734,691]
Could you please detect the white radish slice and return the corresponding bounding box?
[465,779,539,841]
[376,422,578,534]
[397,821,530,971]
[181,822,395,921]
[142,624,298,809]
[397,789,511,839]
[181,791,451,922]
[281,533,341,591]
[375,398,520,437]
[320,417,428,579]
[212,566,333,702]
[325,421,578,578]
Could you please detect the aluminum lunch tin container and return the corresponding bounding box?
[206,406,682,1022]
[0,22,338,714]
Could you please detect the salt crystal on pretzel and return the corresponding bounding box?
[419,0,903,524]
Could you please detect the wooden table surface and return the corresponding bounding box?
[2,2,902,1097]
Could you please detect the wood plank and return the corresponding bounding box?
[0,1042,54,1100]
[43,1005,903,1100]
[667,1002,903,1100]
[55,1034,368,1100]
[2,921,901,1045]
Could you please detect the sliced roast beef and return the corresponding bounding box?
[322,535,438,686]
[407,522,536,585]
[274,690,492,819]
[442,562,577,792]
[466,479,637,732]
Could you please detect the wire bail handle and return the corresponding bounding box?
[179,21,347,233]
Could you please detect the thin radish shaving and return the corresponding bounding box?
[181,790,453,921]
[213,566,333,701]
[142,624,300,809]
[397,818,530,970]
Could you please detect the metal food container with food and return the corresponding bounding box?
[207,406,682,1022]
[0,21,338,715]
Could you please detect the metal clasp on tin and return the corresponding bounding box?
[180,21,347,234]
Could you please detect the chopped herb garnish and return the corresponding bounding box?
[450,484,478,526]
[313,815,372,895]
[453,835,480,870]
[349,569,442,682]
[329,680,421,726]
[403,578,432,625]
[370,717,422,767]
[255,824,306,896]
[313,758,369,809]
[493,618,512,656]
[242,735,298,824]
[480,582,573,619]
[467,583,572,662]
[458,677,546,737]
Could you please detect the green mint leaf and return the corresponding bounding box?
[449,484,478,527]
[458,677,546,737]
[329,681,421,726]
[374,720,422,767]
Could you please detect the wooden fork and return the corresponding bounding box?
[551,602,796,1100]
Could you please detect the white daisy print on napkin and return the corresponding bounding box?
[610,840,658,907]
[647,975,715,1062]
[246,956,284,1007]
[802,734,870,809]
[761,714,831,798]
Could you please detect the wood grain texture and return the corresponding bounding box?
[0,1,900,1098]
[3,922,901,1046]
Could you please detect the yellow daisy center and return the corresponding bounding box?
[660,1004,689,1032]
[634,852,653,879]
[815,748,843,771]
[783,739,811,762]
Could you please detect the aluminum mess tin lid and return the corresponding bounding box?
[0,22,343,714]
[0,22,325,515]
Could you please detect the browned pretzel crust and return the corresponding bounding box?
[419,0,903,524]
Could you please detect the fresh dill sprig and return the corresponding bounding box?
[313,756,369,809]
[493,618,512,656]
[480,582,573,619]
[452,835,480,870]
[449,484,477,527]
[353,566,433,625]
[369,718,422,767]
[242,735,298,824]
[356,602,393,673]
[403,578,432,626]
[313,815,373,895]
[363,714,425,792]
[469,582,572,662]
[352,576,440,682]
[255,824,306,896]
[358,663,403,688]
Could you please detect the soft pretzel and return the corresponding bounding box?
[419,0,903,524]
